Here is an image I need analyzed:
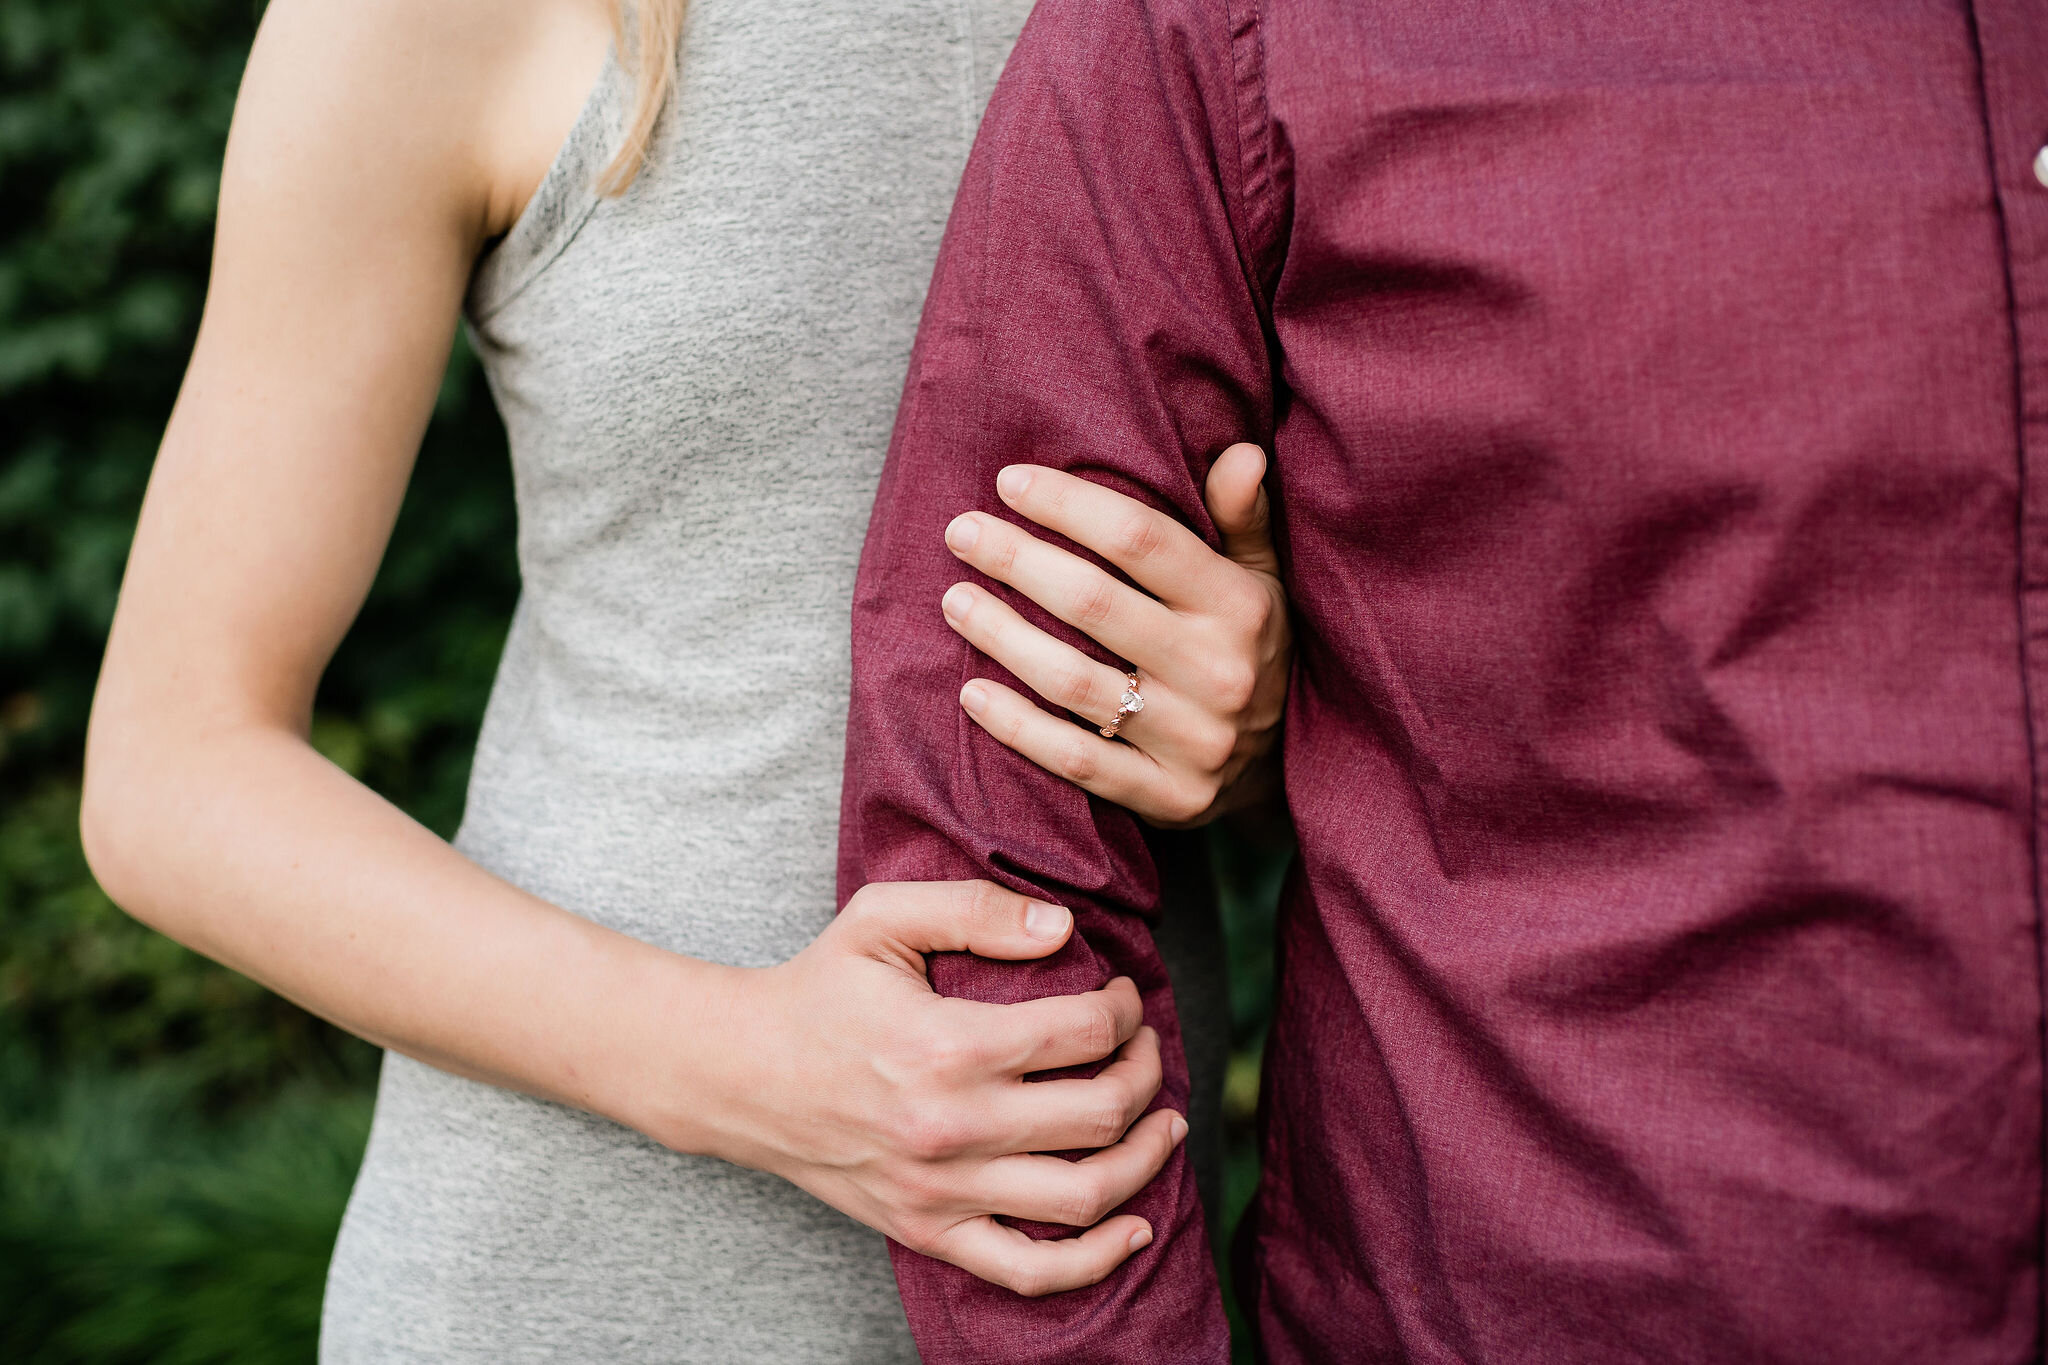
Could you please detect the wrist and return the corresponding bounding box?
[591,943,757,1159]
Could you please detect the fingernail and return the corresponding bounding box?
[1024,901,1071,940]
[997,465,1033,501]
[1170,1113,1189,1144]
[1128,1226,1153,1252]
[945,514,980,553]
[942,584,973,622]
[960,681,989,716]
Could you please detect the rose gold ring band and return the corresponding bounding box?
[1099,673,1146,739]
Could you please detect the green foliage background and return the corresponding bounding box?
[0,2,1280,1359]
[2,2,522,1357]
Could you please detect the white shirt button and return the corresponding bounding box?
[2036,144,2048,188]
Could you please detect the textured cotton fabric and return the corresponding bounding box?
[319,2,1228,1359]
[842,1,2048,1361]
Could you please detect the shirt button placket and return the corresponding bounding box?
[1969,0,2048,1314]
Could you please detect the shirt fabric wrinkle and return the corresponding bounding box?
[843,1,2048,1361]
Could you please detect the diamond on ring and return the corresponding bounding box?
[1100,673,1145,739]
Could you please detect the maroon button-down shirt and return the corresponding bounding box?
[840,1,2048,1360]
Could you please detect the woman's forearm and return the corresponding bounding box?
[80,718,726,1149]
[80,715,1182,1292]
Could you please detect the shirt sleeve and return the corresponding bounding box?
[836,0,1281,1359]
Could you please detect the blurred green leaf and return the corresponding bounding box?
[0,0,518,821]
[0,3,514,1353]
[0,1051,371,1365]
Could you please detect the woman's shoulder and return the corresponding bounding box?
[231,0,612,246]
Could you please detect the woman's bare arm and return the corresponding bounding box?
[80,0,1174,1296]
[83,0,618,1108]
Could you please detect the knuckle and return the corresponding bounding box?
[900,1105,968,1162]
[894,1211,952,1256]
[967,878,1010,921]
[1056,736,1100,785]
[1009,1264,1057,1299]
[1239,583,1277,631]
[1117,1066,1154,1113]
[1050,1190,1096,1231]
[1086,1099,1130,1148]
[991,519,1024,568]
[1079,1002,1119,1059]
[1065,1173,1115,1227]
[1111,512,1168,563]
[1209,660,1260,714]
[998,708,1030,746]
[1052,664,1099,710]
[899,1166,957,1218]
[1159,783,1214,828]
[1191,726,1240,777]
[836,886,884,936]
[1220,571,1269,615]
[987,529,1019,573]
[915,1027,973,1078]
[1070,581,1118,630]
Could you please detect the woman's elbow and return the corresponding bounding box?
[78,711,166,919]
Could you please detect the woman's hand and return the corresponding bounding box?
[939,443,1290,828]
[671,880,1186,1298]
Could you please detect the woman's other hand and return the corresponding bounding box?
[939,443,1290,828]
[665,880,1184,1298]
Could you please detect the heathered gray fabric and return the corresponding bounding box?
[319,3,1227,1359]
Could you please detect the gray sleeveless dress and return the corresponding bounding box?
[319,2,1227,1359]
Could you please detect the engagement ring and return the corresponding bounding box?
[1099,673,1146,739]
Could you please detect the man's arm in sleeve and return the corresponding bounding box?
[838,0,1283,1358]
